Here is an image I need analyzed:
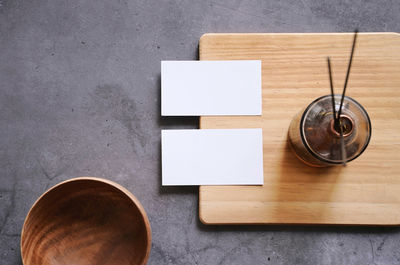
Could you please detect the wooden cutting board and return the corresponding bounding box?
[199,33,400,225]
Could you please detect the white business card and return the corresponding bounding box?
[161,60,262,116]
[161,129,264,186]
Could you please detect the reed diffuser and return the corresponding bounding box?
[288,30,372,167]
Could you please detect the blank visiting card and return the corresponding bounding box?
[161,129,264,186]
[161,60,262,116]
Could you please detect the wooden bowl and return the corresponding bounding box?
[21,177,151,265]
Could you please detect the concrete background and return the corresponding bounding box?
[1,0,399,264]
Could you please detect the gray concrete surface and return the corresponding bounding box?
[1,0,400,264]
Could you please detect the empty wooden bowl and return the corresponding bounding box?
[21,177,151,265]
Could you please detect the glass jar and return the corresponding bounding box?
[288,95,371,167]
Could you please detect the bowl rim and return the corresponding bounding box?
[20,176,152,265]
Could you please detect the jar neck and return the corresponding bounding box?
[329,115,354,138]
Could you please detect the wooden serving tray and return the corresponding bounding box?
[199,33,400,225]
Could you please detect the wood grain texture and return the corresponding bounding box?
[21,177,151,265]
[199,33,400,225]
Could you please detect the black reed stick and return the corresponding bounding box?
[337,29,358,120]
[327,57,337,127]
[327,56,346,166]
